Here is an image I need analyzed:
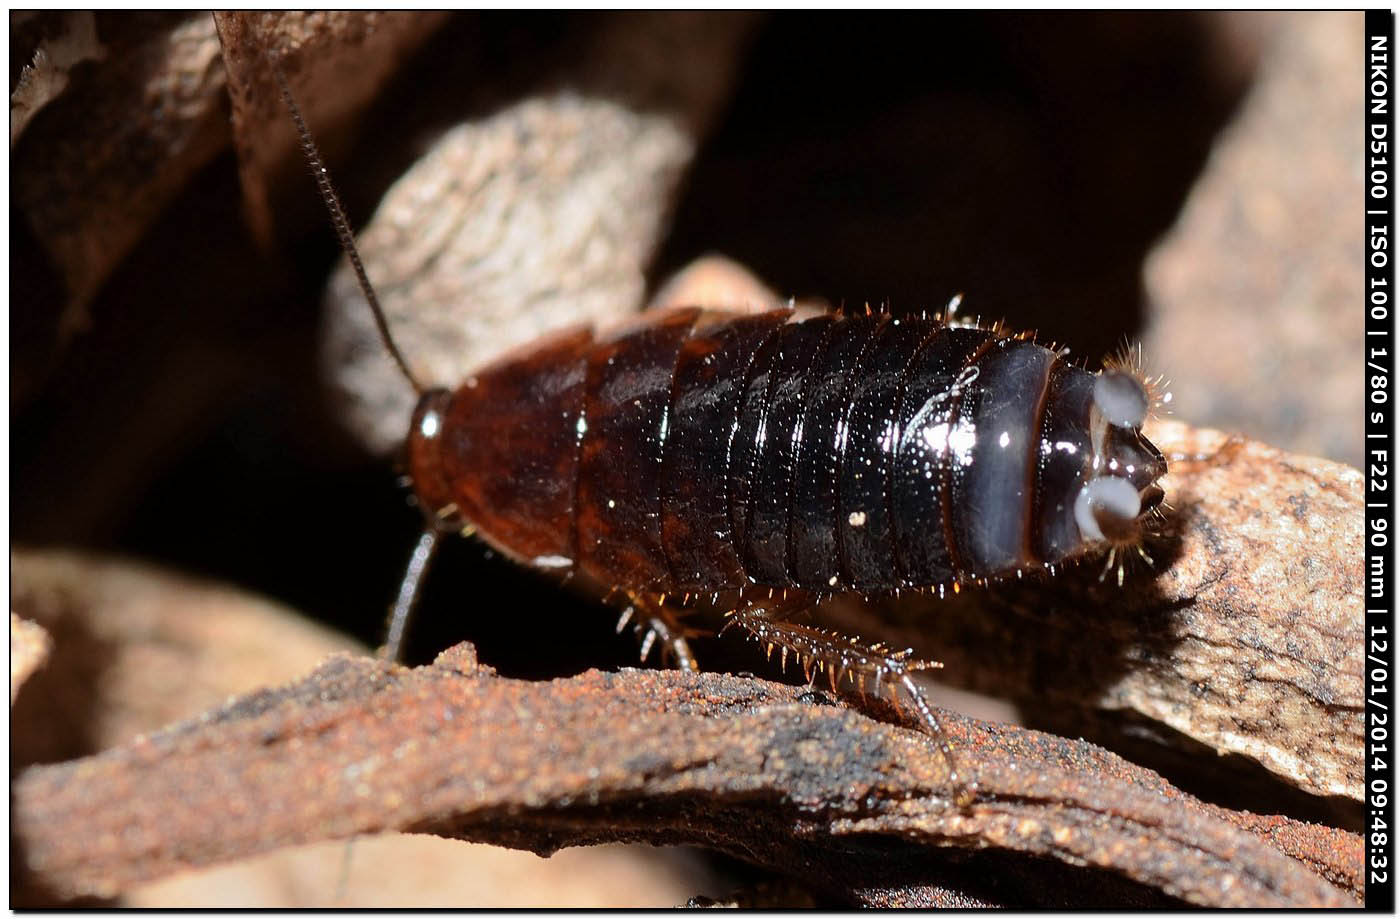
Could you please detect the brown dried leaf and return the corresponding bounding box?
[12,13,228,340]
[11,12,449,408]
[10,614,52,705]
[13,645,1359,907]
[9,548,362,766]
[213,12,450,250]
[1145,12,1363,466]
[10,12,107,147]
[645,255,780,314]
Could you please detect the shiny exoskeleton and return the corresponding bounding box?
[407,308,1167,600]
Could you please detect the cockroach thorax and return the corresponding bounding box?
[404,388,458,526]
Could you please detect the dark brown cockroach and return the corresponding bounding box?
[272,59,1168,801]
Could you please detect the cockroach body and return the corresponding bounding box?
[271,54,1168,800]
[407,309,1168,605]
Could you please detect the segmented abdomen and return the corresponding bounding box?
[425,308,1096,595]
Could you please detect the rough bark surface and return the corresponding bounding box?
[8,550,716,908]
[12,645,1360,908]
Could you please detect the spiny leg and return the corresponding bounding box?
[615,595,703,671]
[381,528,441,662]
[724,602,977,806]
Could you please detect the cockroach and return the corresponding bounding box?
[271,55,1168,802]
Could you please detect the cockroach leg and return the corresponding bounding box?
[724,600,976,806]
[623,597,700,671]
[381,528,441,663]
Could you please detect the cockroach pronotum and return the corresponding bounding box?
[271,53,1168,802]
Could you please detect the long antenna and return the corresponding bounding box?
[270,56,427,396]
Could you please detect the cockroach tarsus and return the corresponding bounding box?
[271,55,1168,806]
